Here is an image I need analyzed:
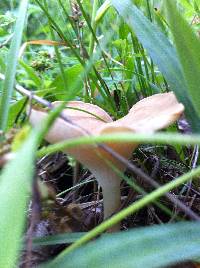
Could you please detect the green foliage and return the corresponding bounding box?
[165,0,200,117]
[7,97,26,128]
[50,64,83,100]
[0,12,15,39]
[20,60,43,88]
[44,222,200,268]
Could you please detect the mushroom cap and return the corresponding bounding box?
[28,101,113,142]
[99,92,184,134]
[28,93,184,184]
[53,101,113,134]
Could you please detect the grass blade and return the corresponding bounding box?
[165,0,200,117]
[0,0,29,131]
[44,222,200,268]
[37,132,200,158]
[0,132,38,268]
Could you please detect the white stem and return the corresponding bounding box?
[100,175,121,232]
[102,182,121,220]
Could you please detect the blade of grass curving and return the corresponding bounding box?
[111,0,200,132]
[0,131,38,268]
[95,0,111,24]
[37,132,200,158]
[43,222,200,268]
[165,0,200,117]
[89,0,98,56]
[0,0,29,131]
[19,61,42,88]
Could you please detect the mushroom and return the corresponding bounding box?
[28,92,184,231]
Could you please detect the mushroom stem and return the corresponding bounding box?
[102,180,121,219]
[96,171,121,231]
[102,183,121,231]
